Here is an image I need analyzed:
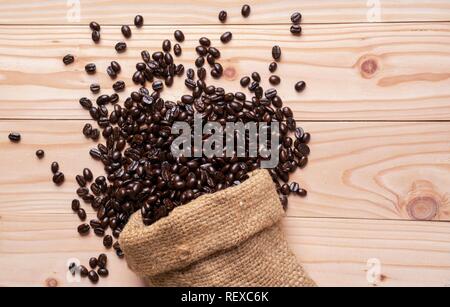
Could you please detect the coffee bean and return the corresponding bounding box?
[91,30,101,43]
[83,168,93,182]
[251,72,261,82]
[208,47,220,59]
[77,223,90,235]
[8,132,21,143]
[141,50,151,62]
[295,81,306,92]
[211,68,222,79]
[63,54,74,65]
[76,175,86,187]
[241,5,251,17]
[98,268,109,277]
[174,44,182,57]
[240,76,251,87]
[94,227,105,237]
[85,63,96,74]
[290,25,302,35]
[199,37,211,47]
[90,84,100,94]
[113,81,125,92]
[77,208,87,221]
[174,30,185,42]
[298,188,308,197]
[218,10,227,23]
[195,56,205,68]
[162,39,171,52]
[272,45,282,61]
[291,12,302,24]
[115,42,127,53]
[89,257,98,269]
[269,62,278,73]
[98,254,107,268]
[220,32,232,44]
[79,265,89,278]
[106,66,117,79]
[96,95,110,106]
[89,21,101,31]
[103,235,113,249]
[35,149,45,159]
[71,199,80,211]
[88,270,99,283]
[50,162,59,174]
[152,80,163,91]
[269,75,281,85]
[134,15,144,28]
[265,88,277,100]
[121,25,132,38]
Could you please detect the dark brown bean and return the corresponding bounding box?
[77,208,87,221]
[88,270,99,283]
[89,21,100,31]
[240,76,251,87]
[115,42,127,53]
[98,268,109,277]
[51,162,59,174]
[269,62,278,73]
[76,175,86,187]
[85,63,96,74]
[272,45,282,61]
[174,44,182,57]
[134,15,144,28]
[90,84,100,94]
[121,25,132,38]
[162,39,171,52]
[290,25,302,35]
[174,30,185,42]
[63,54,75,65]
[291,12,302,24]
[77,223,90,235]
[220,31,232,44]
[91,31,101,43]
[36,149,45,159]
[269,75,281,85]
[103,235,113,249]
[79,265,89,278]
[83,168,93,182]
[71,199,80,211]
[218,10,227,23]
[295,81,306,92]
[241,5,251,17]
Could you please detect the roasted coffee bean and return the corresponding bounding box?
[140,50,150,63]
[211,68,222,79]
[173,44,182,57]
[162,39,171,52]
[71,199,80,211]
[79,98,92,109]
[51,162,59,174]
[298,188,307,197]
[90,84,100,94]
[251,72,261,82]
[240,76,251,87]
[103,235,113,249]
[77,223,90,235]
[8,132,21,143]
[152,80,163,91]
[109,61,121,74]
[63,54,74,65]
[291,12,302,24]
[269,75,281,85]
[265,88,278,100]
[121,25,132,38]
[85,63,96,74]
[295,81,306,92]
[115,42,127,53]
[35,149,45,159]
[241,4,251,17]
[208,47,220,59]
[88,270,99,283]
[98,268,109,277]
[77,208,87,221]
[89,257,98,269]
[79,265,89,278]
[290,25,302,35]
[91,30,101,43]
[76,175,86,187]
[272,45,282,61]
[98,254,107,268]
[107,66,117,79]
[186,68,195,79]
[196,46,208,56]
[94,227,105,237]
[174,30,185,42]
[134,15,144,28]
[269,62,278,73]
[89,21,101,31]
[218,10,227,23]
[96,95,110,106]
[112,81,126,92]
[220,31,232,44]
[195,56,205,68]
[83,168,93,182]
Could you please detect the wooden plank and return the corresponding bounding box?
[0,23,450,120]
[1,0,450,25]
[1,120,449,221]
[1,214,449,287]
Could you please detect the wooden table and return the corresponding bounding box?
[1,0,449,287]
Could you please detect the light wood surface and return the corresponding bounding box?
[1,214,449,287]
[0,0,449,287]
[1,23,450,120]
[1,0,450,25]
[1,120,449,221]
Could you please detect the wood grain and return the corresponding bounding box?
[1,120,449,221]
[1,0,449,25]
[1,213,449,287]
[0,23,450,120]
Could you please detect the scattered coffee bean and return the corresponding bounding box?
[240,76,251,87]
[121,25,132,38]
[295,81,306,92]
[98,254,107,268]
[115,42,127,53]
[199,37,211,47]
[83,168,93,182]
[112,81,126,92]
[110,61,121,74]
[79,265,89,278]
[90,84,100,94]
[174,44,182,57]
[51,162,59,174]
[77,208,87,221]
[88,270,99,283]
[241,5,251,17]
[103,235,113,249]
[94,227,105,237]
[272,45,282,61]
[106,66,117,79]
[8,132,21,143]
[162,39,171,52]
[77,223,90,236]
[290,25,302,36]
[220,31,232,44]
[35,149,45,159]
[269,75,281,85]
[71,199,80,211]
[89,21,101,31]
[134,15,144,28]
[76,175,87,187]
[174,30,185,42]
[63,54,75,65]
[98,268,109,277]
[89,257,98,269]
[251,72,261,82]
[91,30,101,43]
[269,62,278,73]
[218,10,227,23]
[291,12,302,24]
[85,63,96,74]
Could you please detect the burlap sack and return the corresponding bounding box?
[119,169,315,287]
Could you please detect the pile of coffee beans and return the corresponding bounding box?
[69,253,109,284]
[55,7,308,284]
